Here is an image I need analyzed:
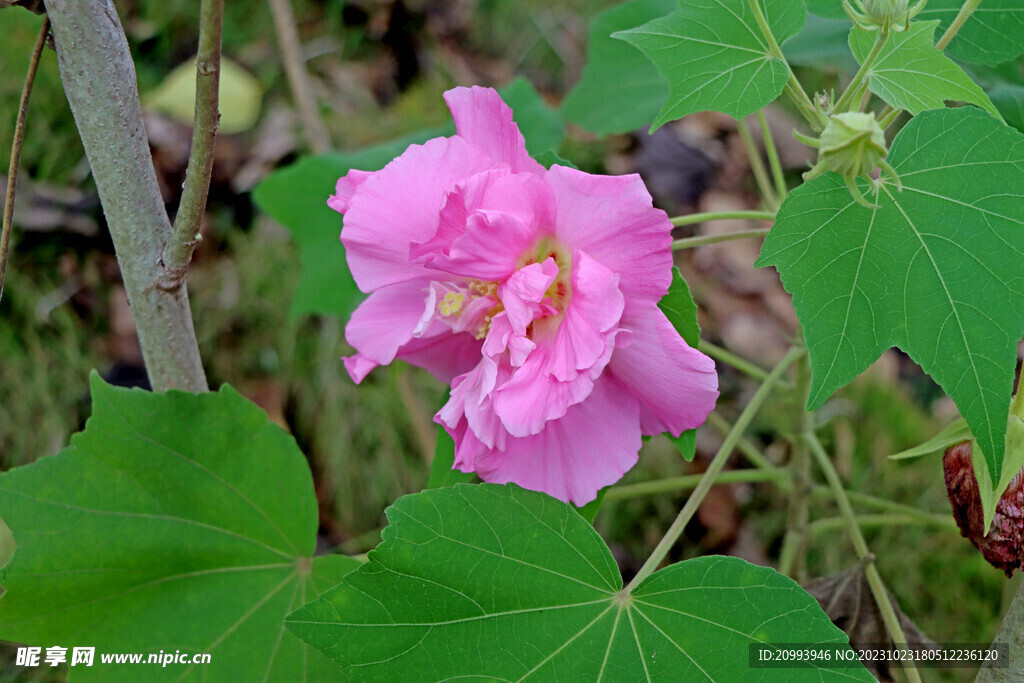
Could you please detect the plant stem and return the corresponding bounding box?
[47,0,207,392]
[605,468,787,502]
[806,430,922,683]
[699,340,769,383]
[670,211,774,228]
[878,104,902,129]
[779,356,813,579]
[936,0,983,51]
[737,118,778,209]
[671,228,772,251]
[1,16,49,301]
[161,0,223,292]
[625,346,804,592]
[835,29,889,113]
[758,109,788,201]
[808,512,959,535]
[267,0,331,154]
[746,0,825,130]
[706,411,777,471]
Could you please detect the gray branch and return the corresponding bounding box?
[47,0,207,392]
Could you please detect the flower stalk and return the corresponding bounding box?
[625,345,804,592]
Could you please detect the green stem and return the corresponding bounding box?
[806,431,922,683]
[706,412,777,471]
[670,211,774,228]
[779,356,813,578]
[746,0,825,129]
[1011,385,1024,422]
[878,104,902,129]
[809,513,958,536]
[162,0,224,291]
[671,228,772,251]
[605,468,787,502]
[758,110,788,201]
[738,118,778,209]
[835,28,889,113]
[625,346,804,592]
[936,0,983,51]
[698,340,774,385]
[1,16,49,301]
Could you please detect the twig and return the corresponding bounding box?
[670,210,775,228]
[808,513,958,536]
[161,0,224,292]
[47,0,207,392]
[1,16,49,301]
[806,430,922,683]
[779,356,812,579]
[267,0,331,154]
[625,346,804,591]
[605,468,788,501]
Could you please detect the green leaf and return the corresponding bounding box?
[253,130,445,319]
[917,0,1024,67]
[659,267,701,348]
[427,425,475,489]
[975,415,1024,531]
[286,484,871,681]
[0,374,360,680]
[888,418,971,460]
[659,267,701,461]
[805,0,847,20]
[497,77,564,156]
[757,107,1024,487]
[145,57,263,134]
[615,0,807,129]
[991,84,1024,133]
[784,15,857,72]
[560,0,675,135]
[850,21,999,118]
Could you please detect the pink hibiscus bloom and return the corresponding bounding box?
[330,86,718,505]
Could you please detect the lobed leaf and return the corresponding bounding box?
[0,375,359,680]
[561,0,675,135]
[615,0,807,129]
[757,107,1024,487]
[917,0,1024,67]
[849,21,999,118]
[286,484,872,681]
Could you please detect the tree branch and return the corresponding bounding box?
[47,0,207,392]
[162,0,224,291]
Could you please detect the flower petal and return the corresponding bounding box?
[610,302,719,436]
[328,169,374,214]
[548,165,673,301]
[444,86,545,176]
[474,376,642,506]
[341,136,496,292]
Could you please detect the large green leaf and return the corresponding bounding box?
[757,107,1024,487]
[849,21,998,117]
[287,484,871,681]
[991,84,1024,133]
[615,0,807,129]
[0,375,360,680]
[659,268,702,460]
[917,0,1024,66]
[804,0,847,20]
[560,0,675,135]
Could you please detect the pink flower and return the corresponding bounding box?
[331,86,719,505]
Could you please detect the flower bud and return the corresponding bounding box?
[863,0,910,26]
[819,112,887,179]
[944,440,1024,577]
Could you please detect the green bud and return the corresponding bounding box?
[819,112,887,179]
[862,0,910,29]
